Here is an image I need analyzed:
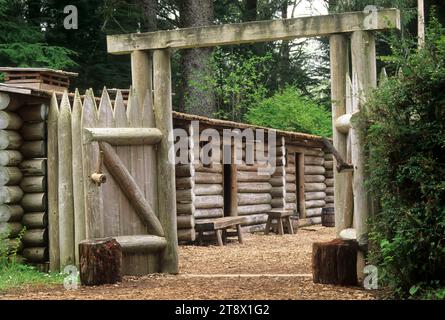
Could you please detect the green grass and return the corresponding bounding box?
[0,259,65,292]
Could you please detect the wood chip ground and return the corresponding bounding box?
[0,226,376,300]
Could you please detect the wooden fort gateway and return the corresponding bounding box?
[107,9,400,275]
[0,9,400,277]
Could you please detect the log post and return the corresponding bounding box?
[79,238,122,286]
[48,94,59,272]
[153,49,178,274]
[312,239,358,286]
[72,91,86,265]
[351,30,377,281]
[58,92,75,268]
[330,34,354,235]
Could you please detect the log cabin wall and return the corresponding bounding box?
[235,136,273,233]
[0,93,49,270]
[18,104,48,267]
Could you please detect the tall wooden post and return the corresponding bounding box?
[47,94,60,272]
[330,34,353,235]
[351,30,377,280]
[153,49,179,274]
[131,49,160,273]
[131,51,153,106]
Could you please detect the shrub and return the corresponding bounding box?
[358,19,445,299]
[246,86,332,137]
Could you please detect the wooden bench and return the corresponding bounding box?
[264,209,295,235]
[195,216,248,246]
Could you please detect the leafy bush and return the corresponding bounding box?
[358,19,445,299]
[246,86,332,137]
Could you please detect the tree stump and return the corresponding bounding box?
[79,238,122,286]
[312,239,358,286]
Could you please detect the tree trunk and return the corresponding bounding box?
[141,0,158,31]
[312,239,358,286]
[243,0,258,22]
[79,238,122,286]
[178,0,215,116]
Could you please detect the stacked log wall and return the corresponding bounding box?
[0,96,48,267]
[303,148,326,224]
[175,124,197,243]
[324,152,335,209]
[236,138,273,232]
[18,104,48,267]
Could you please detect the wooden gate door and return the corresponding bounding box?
[80,89,174,275]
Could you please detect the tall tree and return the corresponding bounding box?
[177,0,215,116]
[140,0,158,31]
[0,0,76,69]
[243,0,257,21]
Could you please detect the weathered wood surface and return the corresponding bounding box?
[0,111,23,130]
[0,130,22,150]
[330,34,354,237]
[312,239,358,286]
[20,140,47,158]
[153,49,178,274]
[47,93,59,272]
[20,175,46,193]
[18,104,48,122]
[195,208,224,219]
[0,186,24,204]
[238,193,271,206]
[22,212,47,228]
[71,91,86,265]
[79,238,122,286]
[113,235,167,254]
[0,167,23,186]
[195,195,224,209]
[101,142,164,237]
[23,247,48,262]
[0,150,22,166]
[19,159,46,176]
[194,184,223,196]
[22,228,47,246]
[108,9,401,53]
[84,128,163,145]
[81,90,103,240]
[195,216,247,231]
[20,122,46,140]
[177,215,195,229]
[237,204,272,216]
[0,204,24,222]
[58,92,75,268]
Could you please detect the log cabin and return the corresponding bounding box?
[0,67,334,270]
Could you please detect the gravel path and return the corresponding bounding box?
[0,226,375,300]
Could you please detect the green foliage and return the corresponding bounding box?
[246,87,332,137]
[209,49,272,122]
[358,19,445,299]
[0,0,76,69]
[0,262,65,292]
[0,223,63,292]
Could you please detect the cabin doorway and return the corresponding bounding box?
[223,164,237,217]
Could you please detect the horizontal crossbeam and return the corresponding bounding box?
[84,128,163,145]
[107,9,400,54]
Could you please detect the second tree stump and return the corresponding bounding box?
[79,238,122,286]
[312,239,358,286]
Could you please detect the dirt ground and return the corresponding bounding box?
[0,226,375,300]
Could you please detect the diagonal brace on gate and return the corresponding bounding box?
[99,141,165,237]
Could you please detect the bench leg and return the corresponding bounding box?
[216,230,224,246]
[265,217,272,235]
[277,218,284,235]
[286,217,294,235]
[236,224,244,244]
